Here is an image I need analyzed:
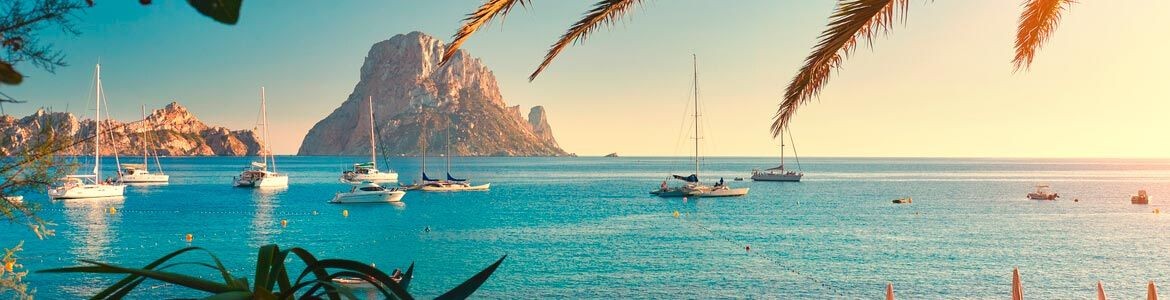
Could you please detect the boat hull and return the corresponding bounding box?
[1027,193,1058,200]
[341,172,399,184]
[48,184,125,199]
[119,173,170,183]
[234,175,289,188]
[693,187,750,197]
[650,188,691,197]
[750,173,802,182]
[330,190,405,203]
[419,183,490,192]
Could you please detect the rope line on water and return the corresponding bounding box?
[675,209,848,298]
[35,207,319,216]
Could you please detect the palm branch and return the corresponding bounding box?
[442,0,529,66]
[774,0,909,137]
[1013,0,1074,71]
[528,0,642,81]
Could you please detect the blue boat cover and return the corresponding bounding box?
[672,174,699,183]
[447,173,467,182]
[422,172,436,181]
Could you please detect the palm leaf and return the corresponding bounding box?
[773,0,909,136]
[1013,0,1074,71]
[186,0,243,25]
[43,261,238,294]
[434,255,507,300]
[442,0,529,65]
[528,0,642,81]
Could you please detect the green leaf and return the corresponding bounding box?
[201,291,253,300]
[186,0,242,25]
[435,255,507,300]
[47,260,238,294]
[0,60,24,85]
[254,244,277,292]
[399,262,415,290]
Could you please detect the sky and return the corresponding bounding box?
[5,1,1169,157]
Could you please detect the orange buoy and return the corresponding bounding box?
[281,219,288,227]
[184,233,193,243]
[342,210,349,217]
[108,207,116,215]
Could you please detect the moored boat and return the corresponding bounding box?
[1132,190,1149,204]
[233,87,289,188]
[118,105,170,184]
[49,64,125,200]
[751,126,804,182]
[340,96,399,184]
[1026,184,1059,200]
[330,182,405,203]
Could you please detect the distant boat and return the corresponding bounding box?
[118,104,170,184]
[751,127,803,182]
[401,109,489,192]
[232,87,288,188]
[48,64,126,200]
[892,197,912,204]
[650,55,747,198]
[1132,190,1149,204]
[1026,184,1058,200]
[341,96,398,183]
[330,182,405,204]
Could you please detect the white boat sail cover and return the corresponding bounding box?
[250,161,267,168]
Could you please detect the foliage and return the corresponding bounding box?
[0,111,77,239]
[40,244,507,299]
[0,242,33,300]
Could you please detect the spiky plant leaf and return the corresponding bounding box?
[1013,0,1074,71]
[434,255,507,300]
[774,0,909,136]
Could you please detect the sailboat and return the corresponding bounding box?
[48,64,126,199]
[232,87,289,188]
[118,104,170,183]
[340,96,399,183]
[650,55,748,198]
[415,125,489,192]
[750,127,803,182]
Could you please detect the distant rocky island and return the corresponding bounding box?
[0,102,261,156]
[605,152,619,157]
[297,32,567,157]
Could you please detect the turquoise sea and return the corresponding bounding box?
[4,157,1170,299]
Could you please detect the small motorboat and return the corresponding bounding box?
[4,195,23,204]
[1027,184,1059,200]
[1132,190,1149,204]
[332,263,413,290]
[330,182,405,204]
[892,197,912,204]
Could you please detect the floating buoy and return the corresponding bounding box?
[108,207,116,214]
[312,210,319,215]
[673,211,680,218]
[281,219,288,227]
[342,210,349,217]
[184,233,193,243]
[1155,208,1161,214]
[745,245,751,252]
[424,226,431,233]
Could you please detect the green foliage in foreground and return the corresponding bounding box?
[39,244,506,300]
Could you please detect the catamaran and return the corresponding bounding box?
[118,104,170,183]
[49,64,126,199]
[750,127,803,182]
[650,55,748,198]
[232,87,288,188]
[341,96,398,183]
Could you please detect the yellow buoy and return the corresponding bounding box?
[342,210,349,217]
[281,219,288,227]
[185,233,193,243]
[673,211,680,218]
[108,207,116,215]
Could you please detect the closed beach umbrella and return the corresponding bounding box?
[1150,281,1159,300]
[1012,267,1024,300]
[886,282,895,300]
[1097,280,1107,300]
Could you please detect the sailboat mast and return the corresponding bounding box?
[260,87,275,172]
[368,96,376,169]
[94,64,102,177]
[692,54,699,178]
[780,129,785,170]
[420,106,426,174]
[142,104,148,167]
[446,125,451,174]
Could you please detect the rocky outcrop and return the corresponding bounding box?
[0,102,262,156]
[297,31,567,156]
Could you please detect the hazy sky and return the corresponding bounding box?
[5,1,1169,157]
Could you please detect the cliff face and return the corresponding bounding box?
[297,31,567,156]
[0,102,262,156]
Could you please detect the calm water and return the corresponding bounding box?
[4,157,1170,299]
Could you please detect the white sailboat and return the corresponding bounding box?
[49,64,126,199]
[416,125,489,192]
[650,55,748,198]
[118,104,170,183]
[232,87,289,188]
[750,127,803,182]
[341,96,398,183]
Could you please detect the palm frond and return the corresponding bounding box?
[774,0,909,137]
[442,0,529,65]
[529,0,642,81]
[1013,0,1074,71]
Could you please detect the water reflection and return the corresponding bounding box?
[60,197,124,262]
[249,188,285,247]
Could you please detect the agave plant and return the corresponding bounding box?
[442,0,1077,137]
[39,244,506,300]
